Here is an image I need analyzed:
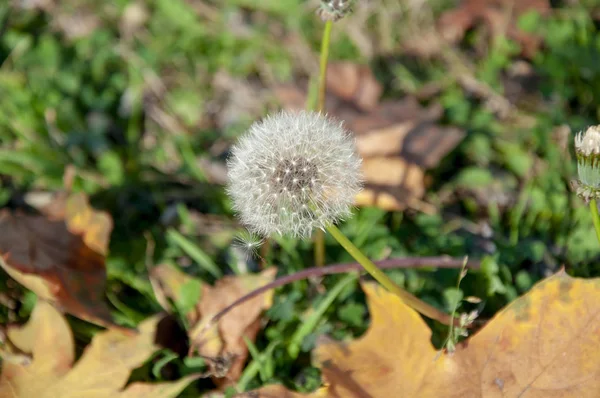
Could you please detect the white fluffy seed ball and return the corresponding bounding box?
[227,111,362,238]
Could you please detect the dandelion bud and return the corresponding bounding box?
[317,0,354,22]
[575,125,600,201]
[227,111,362,238]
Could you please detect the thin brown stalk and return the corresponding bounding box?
[202,256,479,334]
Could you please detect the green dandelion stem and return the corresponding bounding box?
[590,199,600,246]
[326,224,457,326]
[317,20,333,113]
[313,20,333,267]
[315,230,326,267]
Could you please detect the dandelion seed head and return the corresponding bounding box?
[227,111,362,238]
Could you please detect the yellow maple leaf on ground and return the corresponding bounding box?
[251,271,600,397]
[0,301,198,398]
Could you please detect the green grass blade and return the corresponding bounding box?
[166,229,222,278]
[287,273,357,359]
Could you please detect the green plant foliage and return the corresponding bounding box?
[1,1,600,395]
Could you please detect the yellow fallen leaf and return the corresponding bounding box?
[0,301,198,398]
[2,300,74,397]
[252,271,600,397]
[62,193,112,255]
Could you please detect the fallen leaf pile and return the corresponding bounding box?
[0,300,198,398]
[252,270,600,397]
[0,190,277,392]
[150,264,277,387]
[276,62,465,212]
[0,192,117,328]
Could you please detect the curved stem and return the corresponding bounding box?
[202,255,476,335]
[590,199,600,245]
[326,224,455,326]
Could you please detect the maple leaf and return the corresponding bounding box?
[0,300,198,398]
[0,192,119,328]
[150,264,277,387]
[251,271,600,397]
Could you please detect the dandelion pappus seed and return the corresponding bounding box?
[232,230,264,260]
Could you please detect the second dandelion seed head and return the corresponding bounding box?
[227,111,362,238]
[575,125,600,157]
[575,125,600,201]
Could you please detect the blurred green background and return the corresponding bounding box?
[2,0,600,395]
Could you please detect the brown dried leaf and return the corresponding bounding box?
[326,62,382,112]
[149,262,202,322]
[0,192,119,328]
[276,66,465,211]
[253,271,600,397]
[438,0,550,58]
[149,265,277,387]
